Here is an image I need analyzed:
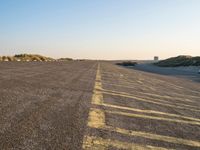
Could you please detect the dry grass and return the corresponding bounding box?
[0,54,75,62]
[57,58,73,61]
[116,61,137,66]
[0,54,54,62]
[155,55,200,67]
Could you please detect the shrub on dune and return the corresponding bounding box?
[155,55,200,67]
[116,61,137,66]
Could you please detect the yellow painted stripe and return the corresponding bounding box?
[102,91,200,112]
[100,85,194,103]
[105,126,200,148]
[83,63,106,149]
[123,77,200,96]
[88,108,105,128]
[101,89,199,110]
[87,108,200,148]
[106,110,200,126]
[102,69,200,96]
[94,82,102,90]
[121,77,184,90]
[98,102,200,123]
[102,81,200,100]
[102,81,155,91]
[83,136,168,150]
[83,64,200,149]
[91,91,103,105]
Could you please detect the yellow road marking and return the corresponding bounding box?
[121,76,185,91]
[97,102,200,123]
[100,86,194,103]
[87,108,200,148]
[107,126,200,148]
[91,91,103,105]
[102,91,200,112]
[89,64,105,128]
[137,80,143,84]
[88,108,105,128]
[83,64,200,149]
[106,110,200,126]
[102,81,200,100]
[101,89,199,109]
[103,68,200,95]
[94,82,102,90]
[83,136,168,150]
[82,63,106,148]
[102,81,157,91]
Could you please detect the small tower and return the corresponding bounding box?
[154,56,159,61]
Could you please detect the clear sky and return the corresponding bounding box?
[0,0,200,60]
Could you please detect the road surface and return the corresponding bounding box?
[133,63,200,82]
[0,61,200,149]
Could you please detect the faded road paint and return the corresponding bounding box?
[82,64,106,149]
[82,64,170,149]
[83,136,168,150]
[102,91,200,112]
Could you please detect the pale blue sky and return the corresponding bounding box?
[0,0,200,59]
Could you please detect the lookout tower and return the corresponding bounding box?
[154,56,159,61]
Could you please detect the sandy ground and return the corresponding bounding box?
[0,61,200,149]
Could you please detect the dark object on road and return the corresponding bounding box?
[116,61,137,66]
[155,55,200,67]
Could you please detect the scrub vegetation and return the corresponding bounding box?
[116,61,137,66]
[0,54,73,62]
[155,55,200,67]
[57,58,73,61]
[0,54,54,62]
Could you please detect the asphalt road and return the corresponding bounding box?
[0,61,200,150]
[133,63,200,82]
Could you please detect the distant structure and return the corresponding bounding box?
[154,56,159,61]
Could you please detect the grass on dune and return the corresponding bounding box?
[155,55,200,67]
